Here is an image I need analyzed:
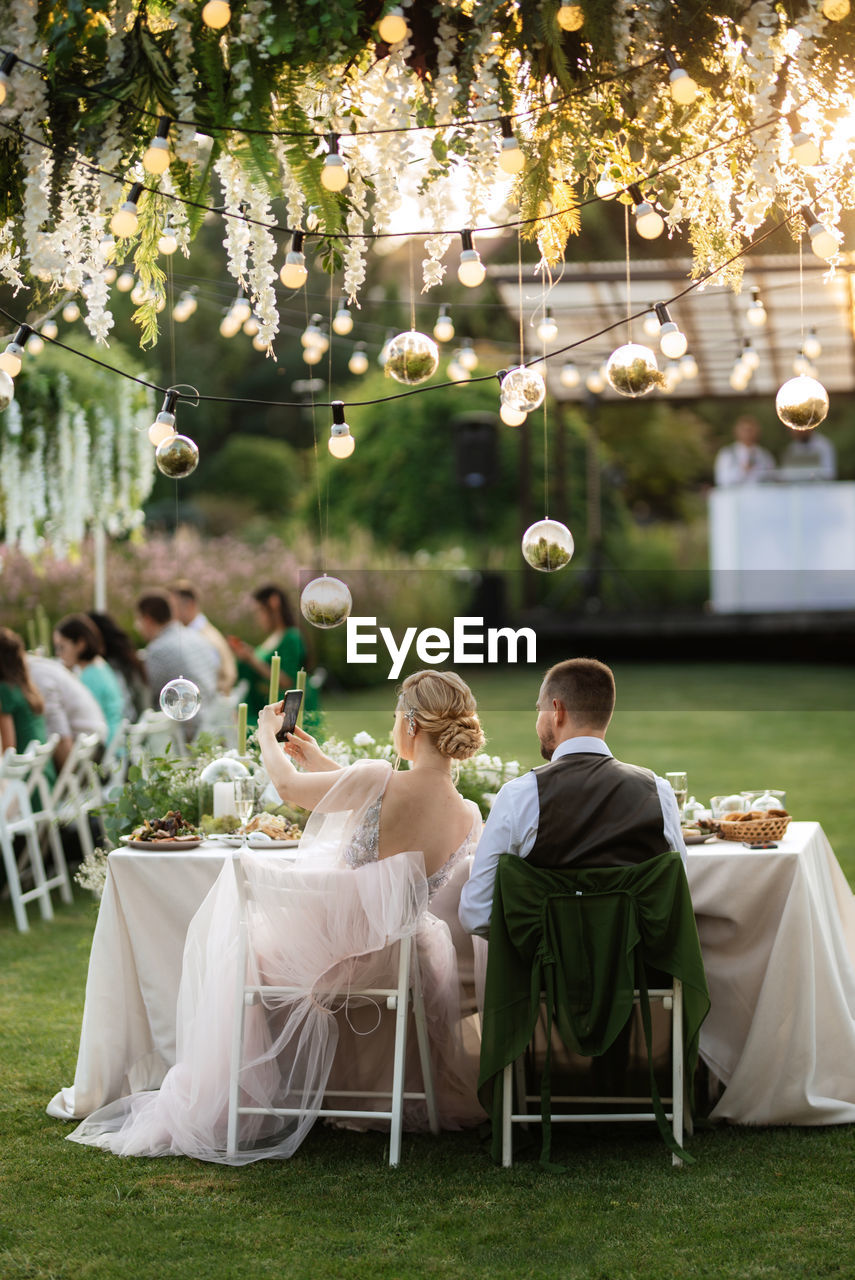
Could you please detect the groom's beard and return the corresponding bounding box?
[539,732,555,762]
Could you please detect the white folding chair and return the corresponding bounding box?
[501,980,685,1168]
[98,717,131,792]
[126,709,186,767]
[0,772,57,932]
[34,732,104,862]
[0,737,73,911]
[226,854,439,1166]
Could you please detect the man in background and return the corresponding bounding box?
[169,579,237,695]
[780,428,837,481]
[134,590,219,737]
[714,415,776,487]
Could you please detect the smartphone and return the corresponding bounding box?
[275,689,304,742]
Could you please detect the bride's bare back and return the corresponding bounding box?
[378,771,476,878]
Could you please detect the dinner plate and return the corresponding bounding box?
[682,832,718,845]
[121,836,203,851]
[208,834,301,849]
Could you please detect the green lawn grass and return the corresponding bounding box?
[1,665,854,1279]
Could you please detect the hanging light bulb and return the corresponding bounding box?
[556,4,584,31]
[0,326,30,378]
[98,233,116,261]
[62,301,80,323]
[802,205,841,260]
[201,0,231,28]
[642,308,660,338]
[457,230,486,287]
[348,344,369,375]
[447,359,470,383]
[746,287,767,328]
[788,114,821,167]
[242,314,260,337]
[585,369,605,394]
[0,369,14,412]
[655,304,688,359]
[821,0,850,17]
[660,363,681,393]
[219,308,243,339]
[130,281,149,306]
[148,389,179,446]
[110,183,143,238]
[629,184,665,239]
[332,298,353,335]
[328,401,355,459]
[320,134,349,193]
[377,6,409,43]
[104,266,118,285]
[116,270,135,293]
[536,306,558,344]
[433,305,454,343]
[792,351,814,377]
[498,117,525,175]
[559,362,580,389]
[279,230,308,288]
[458,340,479,372]
[25,331,44,356]
[803,328,822,361]
[595,172,619,199]
[143,117,172,175]
[157,224,179,255]
[302,345,324,366]
[500,401,528,426]
[0,52,18,107]
[252,334,270,353]
[679,353,698,380]
[741,338,760,373]
[301,315,329,353]
[230,294,252,325]
[729,360,750,391]
[663,49,698,105]
[40,319,58,341]
[173,291,198,322]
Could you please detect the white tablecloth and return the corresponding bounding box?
[50,824,855,1126]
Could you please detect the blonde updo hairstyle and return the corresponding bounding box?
[397,670,485,761]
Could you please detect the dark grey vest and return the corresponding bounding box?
[529,752,670,870]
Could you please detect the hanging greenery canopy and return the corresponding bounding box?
[0,0,853,353]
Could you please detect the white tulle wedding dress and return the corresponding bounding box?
[68,760,484,1164]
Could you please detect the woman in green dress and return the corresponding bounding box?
[227,585,318,728]
[0,627,50,755]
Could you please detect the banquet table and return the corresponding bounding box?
[49,823,855,1127]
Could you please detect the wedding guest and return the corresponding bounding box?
[0,627,51,756]
[134,590,219,737]
[86,611,150,721]
[459,658,686,937]
[53,614,125,748]
[227,584,315,726]
[28,654,106,769]
[780,428,837,481]
[713,416,776,486]
[168,579,237,695]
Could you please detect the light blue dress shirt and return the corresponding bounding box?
[458,736,687,937]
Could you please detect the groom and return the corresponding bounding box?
[458,657,686,937]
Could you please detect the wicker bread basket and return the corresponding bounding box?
[718,814,791,842]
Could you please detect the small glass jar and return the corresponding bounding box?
[198,755,251,823]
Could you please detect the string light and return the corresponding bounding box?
[629,184,665,239]
[116,270,135,292]
[242,314,260,337]
[457,340,479,372]
[559,362,580,389]
[279,230,308,288]
[498,117,525,175]
[201,1,231,29]
[62,301,80,323]
[642,307,660,338]
[536,305,558,343]
[252,334,270,352]
[0,325,30,377]
[654,303,687,358]
[110,182,143,238]
[746,287,767,328]
[556,4,584,31]
[148,389,179,445]
[594,170,619,199]
[377,6,409,43]
[219,307,243,338]
[130,281,148,305]
[25,330,44,356]
[457,230,486,287]
[0,52,17,107]
[320,134,349,192]
[500,397,528,426]
[821,0,850,17]
[348,343,369,375]
[230,294,251,325]
[301,315,329,354]
[302,344,324,366]
[328,401,355,458]
[585,369,605,394]
[663,49,698,106]
[332,298,353,335]
[792,350,814,377]
[173,291,198,322]
[802,204,841,259]
[741,338,760,373]
[433,305,454,342]
[104,266,117,284]
[447,358,470,382]
[40,319,58,340]
[679,353,698,380]
[158,224,179,255]
[803,328,822,360]
[143,117,171,175]
[788,114,820,167]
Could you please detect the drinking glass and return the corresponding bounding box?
[665,771,688,817]
[234,777,255,847]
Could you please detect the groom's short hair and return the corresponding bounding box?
[542,658,615,730]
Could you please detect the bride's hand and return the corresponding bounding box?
[257,700,286,744]
[281,725,326,770]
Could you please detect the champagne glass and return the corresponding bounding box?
[665,771,688,818]
[234,777,255,848]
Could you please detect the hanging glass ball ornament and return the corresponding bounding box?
[384,331,439,385]
[0,369,15,412]
[155,434,199,478]
[775,376,829,431]
[605,343,665,397]
[300,575,353,629]
[521,519,575,573]
[160,676,202,721]
[500,366,546,413]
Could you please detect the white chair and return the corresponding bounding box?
[226,853,439,1166]
[0,771,57,932]
[34,732,104,862]
[0,737,73,913]
[98,717,131,791]
[501,981,685,1168]
[126,709,186,767]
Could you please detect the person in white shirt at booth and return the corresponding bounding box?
[714,416,776,487]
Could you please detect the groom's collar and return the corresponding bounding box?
[551,736,612,762]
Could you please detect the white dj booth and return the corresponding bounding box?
[708,482,855,612]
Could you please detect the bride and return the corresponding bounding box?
[68,670,486,1164]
